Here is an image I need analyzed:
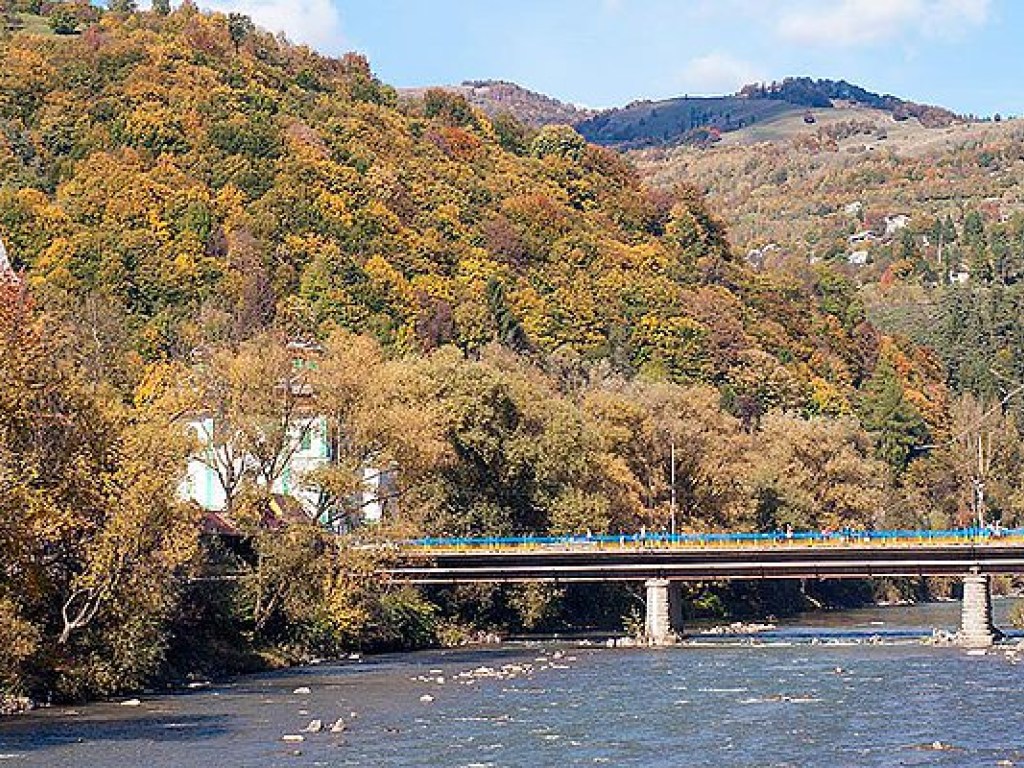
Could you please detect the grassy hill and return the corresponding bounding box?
[632,112,1023,267]
[630,95,1024,413]
[575,95,796,149]
[3,12,56,36]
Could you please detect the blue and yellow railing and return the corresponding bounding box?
[404,527,1024,553]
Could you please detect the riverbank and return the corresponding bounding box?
[0,696,34,717]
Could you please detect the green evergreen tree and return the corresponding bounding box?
[227,12,254,51]
[859,363,930,472]
[151,0,170,15]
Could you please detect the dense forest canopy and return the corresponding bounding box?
[1,3,1021,707]
[0,7,916,417]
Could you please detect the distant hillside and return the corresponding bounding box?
[575,96,796,149]
[401,80,597,126]
[740,78,959,128]
[582,78,961,149]
[408,77,961,150]
[632,112,1024,288]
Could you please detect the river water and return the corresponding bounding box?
[2,602,1023,767]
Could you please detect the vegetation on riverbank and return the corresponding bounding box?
[1,4,1023,707]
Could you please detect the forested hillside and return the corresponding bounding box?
[0,5,1014,708]
[634,115,1024,402]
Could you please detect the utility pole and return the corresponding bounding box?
[916,379,1024,531]
[974,432,989,529]
[670,441,677,537]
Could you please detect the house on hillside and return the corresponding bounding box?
[847,250,870,266]
[949,267,971,284]
[884,214,910,237]
[848,230,878,244]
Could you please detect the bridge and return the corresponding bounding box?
[386,528,1024,648]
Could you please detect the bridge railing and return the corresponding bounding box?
[402,527,1024,552]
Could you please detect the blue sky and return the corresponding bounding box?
[198,1,1021,116]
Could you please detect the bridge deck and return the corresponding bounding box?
[387,538,1024,583]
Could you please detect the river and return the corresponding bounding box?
[1,602,1022,767]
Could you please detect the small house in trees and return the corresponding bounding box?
[884,214,910,237]
[847,250,870,266]
[179,340,395,531]
[180,413,330,511]
[180,413,395,530]
[949,267,971,284]
[848,230,878,244]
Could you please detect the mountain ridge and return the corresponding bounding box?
[402,77,964,150]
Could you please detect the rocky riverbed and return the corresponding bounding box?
[2,602,1022,767]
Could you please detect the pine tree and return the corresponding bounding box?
[859,362,930,472]
[48,6,78,34]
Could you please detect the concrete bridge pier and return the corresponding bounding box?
[644,579,684,645]
[958,573,1003,648]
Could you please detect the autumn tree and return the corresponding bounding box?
[309,332,447,531]
[0,283,199,698]
[749,414,888,532]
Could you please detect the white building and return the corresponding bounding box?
[884,215,910,237]
[179,414,392,530]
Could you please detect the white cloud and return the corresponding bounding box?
[678,53,765,95]
[199,0,346,53]
[777,0,991,47]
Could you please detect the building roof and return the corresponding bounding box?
[199,494,312,537]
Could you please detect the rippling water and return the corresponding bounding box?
[2,602,1023,767]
